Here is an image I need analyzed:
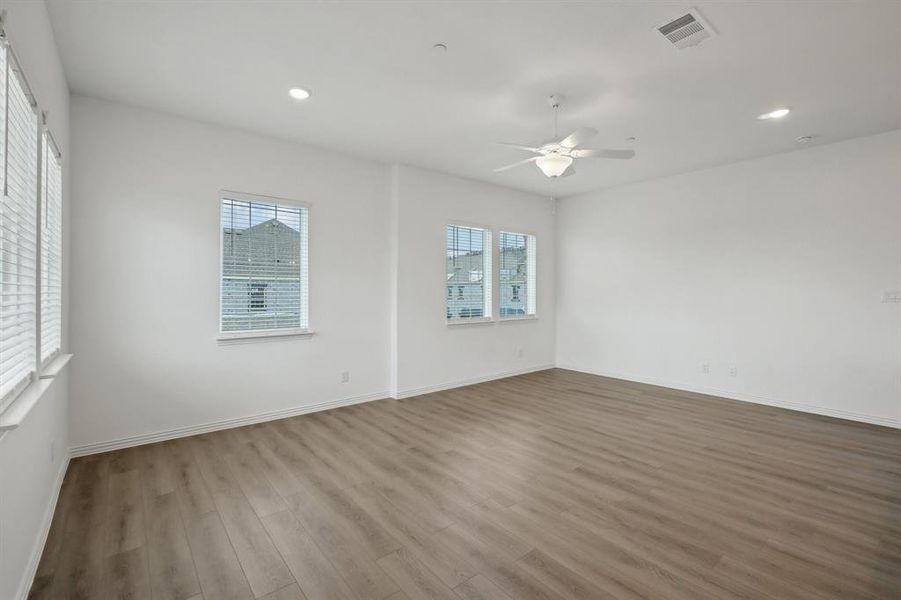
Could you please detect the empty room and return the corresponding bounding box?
[1,0,899,598]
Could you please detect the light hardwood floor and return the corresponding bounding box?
[28,369,901,599]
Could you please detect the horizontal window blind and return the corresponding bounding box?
[499,231,537,317]
[220,195,309,333]
[41,132,62,363]
[446,224,491,320]
[1,43,39,408]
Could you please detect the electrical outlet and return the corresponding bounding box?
[341,371,350,383]
[701,363,710,374]
[729,366,738,377]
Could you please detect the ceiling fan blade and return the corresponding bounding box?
[558,127,598,149]
[493,156,539,173]
[497,142,543,154]
[571,148,635,159]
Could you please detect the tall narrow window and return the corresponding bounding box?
[446,224,491,321]
[220,193,309,336]
[499,231,536,317]
[0,44,39,410]
[41,132,63,364]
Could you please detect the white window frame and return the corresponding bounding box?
[0,37,41,415]
[498,230,537,320]
[445,222,493,325]
[217,190,312,341]
[40,129,63,367]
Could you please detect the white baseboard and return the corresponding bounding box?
[70,365,557,456]
[70,391,388,457]
[16,454,71,600]
[394,364,555,399]
[557,363,901,429]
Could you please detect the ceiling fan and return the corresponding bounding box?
[494,95,635,178]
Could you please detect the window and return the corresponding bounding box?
[220,193,309,336]
[499,231,536,317]
[446,224,491,321]
[1,43,40,410]
[41,131,63,365]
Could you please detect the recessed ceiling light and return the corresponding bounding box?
[288,87,311,100]
[796,135,814,144]
[757,107,790,120]
[432,43,448,52]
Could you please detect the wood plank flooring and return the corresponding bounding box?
[29,368,901,599]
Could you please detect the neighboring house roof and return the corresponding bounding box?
[223,218,301,279]
[446,248,528,285]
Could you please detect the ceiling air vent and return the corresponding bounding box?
[657,8,716,49]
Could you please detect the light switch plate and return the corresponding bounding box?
[883,290,901,303]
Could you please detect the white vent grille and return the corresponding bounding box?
[657,9,716,49]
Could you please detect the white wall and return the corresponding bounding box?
[69,96,394,451]
[69,97,558,450]
[557,129,901,427]
[393,165,556,396]
[0,374,69,600]
[0,2,71,599]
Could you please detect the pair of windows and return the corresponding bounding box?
[446,224,536,322]
[0,41,64,412]
[219,193,309,337]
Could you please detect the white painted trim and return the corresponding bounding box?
[556,363,901,430]
[15,454,70,600]
[394,364,554,399]
[216,328,315,342]
[221,189,310,210]
[39,353,72,379]
[497,315,538,323]
[0,379,53,432]
[69,390,388,457]
[446,317,494,327]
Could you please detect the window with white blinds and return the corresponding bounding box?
[220,194,309,335]
[41,132,62,364]
[446,224,492,321]
[1,42,39,410]
[499,231,537,318]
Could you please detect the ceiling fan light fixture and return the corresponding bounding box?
[536,153,573,178]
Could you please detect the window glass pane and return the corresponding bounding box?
[446,224,491,320]
[220,196,308,332]
[500,231,536,317]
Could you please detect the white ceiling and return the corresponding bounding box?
[47,0,901,197]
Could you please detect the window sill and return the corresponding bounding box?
[40,353,74,379]
[217,328,316,344]
[0,379,54,434]
[498,315,538,322]
[0,353,72,435]
[446,317,494,327]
